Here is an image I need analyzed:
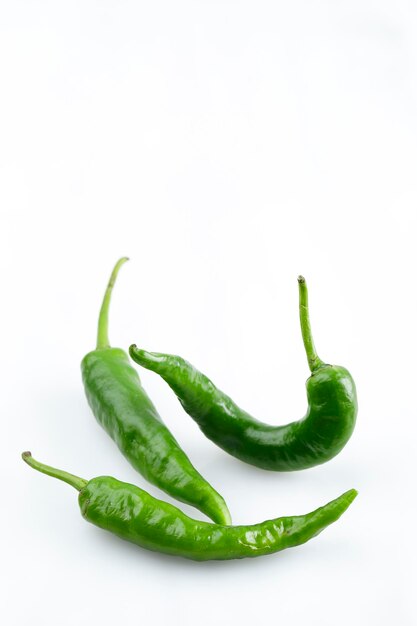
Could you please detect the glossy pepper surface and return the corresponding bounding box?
[130,277,357,471]
[81,258,231,525]
[22,452,357,561]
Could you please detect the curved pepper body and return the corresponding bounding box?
[129,277,357,471]
[125,354,356,471]
[81,259,231,525]
[78,477,357,561]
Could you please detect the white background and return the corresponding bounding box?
[1,1,416,625]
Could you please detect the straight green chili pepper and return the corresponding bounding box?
[22,452,357,561]
[129,277,357,471]
[81,258,231,525]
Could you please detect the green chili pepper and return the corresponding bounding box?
[129,277,357,471]
[81,258,231,525]
[22,452,357,561]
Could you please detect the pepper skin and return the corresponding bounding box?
[81,259,231,525]
[22,452,357,561]
[129,277,357,471]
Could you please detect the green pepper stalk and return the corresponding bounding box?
[81,259,231,525]
[22,452,357,561]
[298,275,324,372]
[129,277,357,471]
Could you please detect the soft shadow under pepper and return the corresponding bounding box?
[22,452,357,561]
[81,258,231,525]
[129,277,357,471]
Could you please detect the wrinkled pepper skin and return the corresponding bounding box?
[22,452,357,561]
[130,277,357,471]
[126,355,357,471]
[81,259,231,525]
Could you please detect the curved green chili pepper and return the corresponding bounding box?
[129,277,357,471]
[22,452,357,561]
[81,259,231,525]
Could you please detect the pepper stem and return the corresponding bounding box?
[22,452,88,491]
[298,276,324,372]
[96,257,129,349]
